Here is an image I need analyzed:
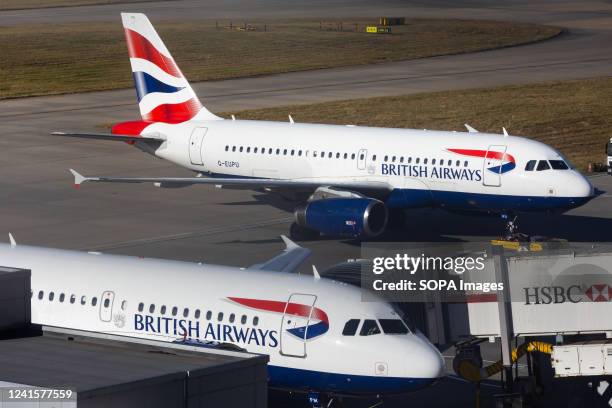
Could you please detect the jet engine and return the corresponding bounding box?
[293,198,388,238]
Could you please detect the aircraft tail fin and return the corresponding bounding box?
[120,13,221,123]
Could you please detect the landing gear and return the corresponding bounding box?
[290,222,319,241]
[502,214,529,241]
[307,392,347,408]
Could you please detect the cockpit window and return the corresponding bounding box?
[536,160,550,171]
[342,319,360,336]
[524,160,536,171]
[379,319,409,334]
[549,160,568,170]
[359,319,381,336]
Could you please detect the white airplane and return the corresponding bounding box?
[56,13,594,240]
[0,235,444,406]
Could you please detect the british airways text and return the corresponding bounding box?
[381,163,482,181]
[134,313,279,347]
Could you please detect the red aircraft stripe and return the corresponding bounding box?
[228,297,329,324]
[142,97,202,123]
[447,148,515,163]
[124,28,182,78]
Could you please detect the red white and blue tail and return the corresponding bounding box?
[121,13,220,123]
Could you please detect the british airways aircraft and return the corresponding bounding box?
[57,13,594,240]
[1,236,444,406]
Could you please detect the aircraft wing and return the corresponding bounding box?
[68,169,393,192]
[248,236,311,273]
[52,131,166,142]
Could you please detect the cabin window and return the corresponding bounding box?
[59,293,65,302]
[229,313,235,323]
[232,146,236,152]
[138,302,144,312]
[268,148,273,154]
[261,147,266,154]
[384,155,388,162]
[172,306,178,316]
[49,292,54,301]
[104,298,110,308]
[424,158,428,165]
[464,160,468,167]
[391,156,396,162]
[218,312,224,322]
[253,316,259,326]
[379,319,409,334]
[239,146,243,152]
[38,290,44,300]
[328,152,333,158]
[253,147,258,153]
[344,153,348,159]
[91,297,97,307]
[206,311,212,320]
[160,305,166,315]
[351,153,356,160]
[342,319,360,336]
[149,304,155,313]
[81,296,88,306]
[537,160,550,171]
[399,156,404,163]
[248,147,252,153]
[336,152,340,159]
[70,295,76,304]
[524,160,537,171]
[283,149,288,155]
[195,309,201,319]
[372,154,377,161]
[416,158,420,164]
[225,145,229,151]
[121,300,127,310]
[447,160,452,166]
[299,150,303,156]
[549,160,569,170]
[408,157,412,164]
[241,315,247,324]
[359,319,381,336]
[456,160,460,166]
[276,148,280,155]
[183,308,189,318]
[321,151,325,158]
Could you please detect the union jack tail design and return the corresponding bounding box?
[121,13,220,123]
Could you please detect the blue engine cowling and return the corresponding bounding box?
[294,198,388,238]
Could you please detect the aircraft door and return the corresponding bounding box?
[99,290,115,322]
[482,144,507,187]
[189,127,208,165]
[280,293,317,358]
[357,149,368,170]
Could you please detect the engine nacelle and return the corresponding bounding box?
[294,198,388,238]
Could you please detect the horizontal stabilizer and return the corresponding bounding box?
[52,131,165,142]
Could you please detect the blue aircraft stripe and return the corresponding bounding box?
[287,321,328,339]
[487,162,516,174]
[132,71,184,101]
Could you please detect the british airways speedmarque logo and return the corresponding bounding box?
[228,297,330,340]
[448,148,516,174]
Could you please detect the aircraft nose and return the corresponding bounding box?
[414,333,445,379]
[573,172,594,198]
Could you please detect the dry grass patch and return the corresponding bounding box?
[0,18,560,98]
